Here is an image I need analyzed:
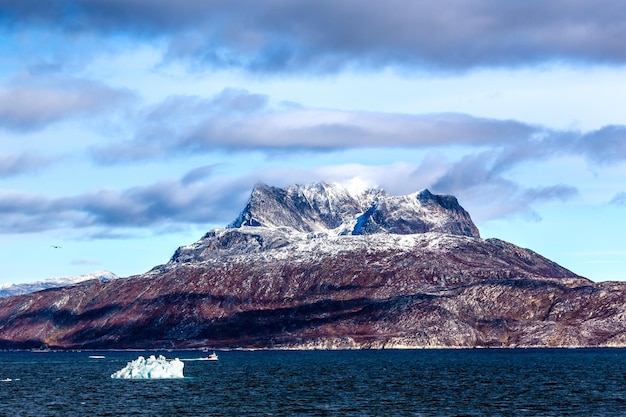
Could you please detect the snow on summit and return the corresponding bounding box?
[167,182,481,267]
[228,181,478,237]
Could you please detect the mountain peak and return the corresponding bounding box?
[228,182,381,233]
[228,182,479,238]
[170,182,480,265]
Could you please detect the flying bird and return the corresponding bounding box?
[50,245,62,249]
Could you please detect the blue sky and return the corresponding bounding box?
[1,0,625,283]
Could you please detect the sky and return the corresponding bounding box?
[1,0,625,284]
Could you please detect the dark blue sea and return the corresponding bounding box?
[2,348,626,416]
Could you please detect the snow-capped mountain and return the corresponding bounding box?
[228,182,480,237]
[0,271,118,298]
[168,182,480,263]
[1,182,625,350]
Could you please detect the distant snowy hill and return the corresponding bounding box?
[0,271,118,298]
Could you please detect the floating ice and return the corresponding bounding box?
[110,355,184,379]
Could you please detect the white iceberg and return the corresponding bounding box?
[110,355,184,379]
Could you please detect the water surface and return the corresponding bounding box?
[1,348,625,416]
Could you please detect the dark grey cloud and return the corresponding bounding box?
[0,75,135,131]
[2,0,626,72]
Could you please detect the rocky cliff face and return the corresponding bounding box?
[1,182,625,350]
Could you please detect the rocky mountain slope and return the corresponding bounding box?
[0,182,625,350]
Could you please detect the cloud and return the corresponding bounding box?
[3,1,626,72]
[0,75,135,131]
[60,181,239,227]
[521,185,580,208]
[577,126,626,164]
[610,192,626,206]
[91,89,540,163]
[88,88,626,176]
[443,182,579,224]
[431,151,497,193]
[0,152,56,177]
[0,169,254,234]
[181,164,222,185]
[429,150,580,222]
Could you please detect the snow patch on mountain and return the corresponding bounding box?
[166,224,477,269]
[0,271,118,298]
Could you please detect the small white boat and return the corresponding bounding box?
[207,352,218,361]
